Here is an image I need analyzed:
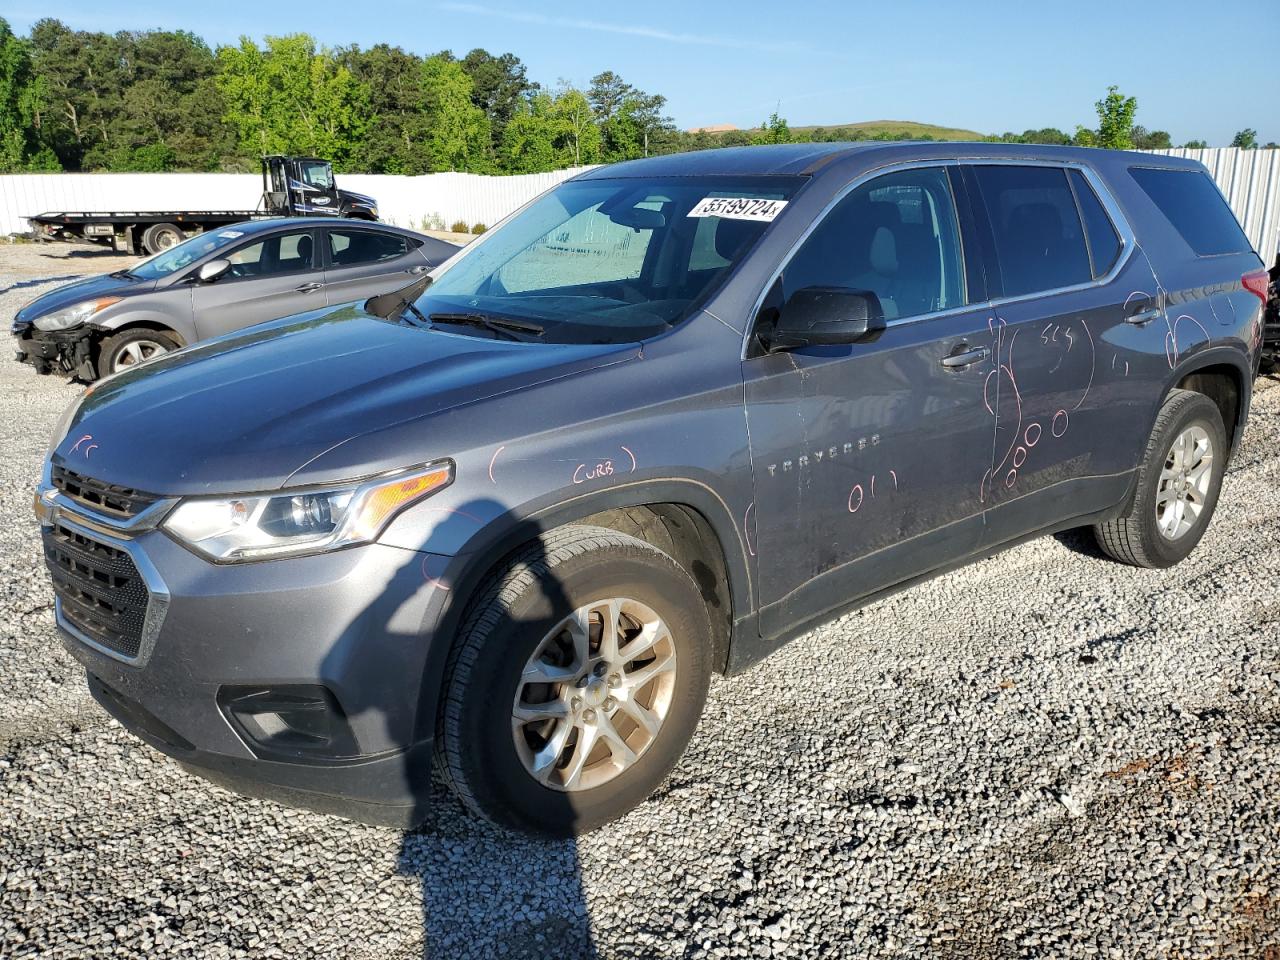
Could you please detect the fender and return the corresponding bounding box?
[90,309,190,345]
[407,477,755,743]
[1156,343,1253,456]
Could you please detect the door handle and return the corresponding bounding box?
[407,265,429,275]
[1126,308,1161,326]
[295,282,324,293]
[940,346,990,369]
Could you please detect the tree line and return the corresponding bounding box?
[1,18,1273,176]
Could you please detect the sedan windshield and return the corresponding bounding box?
[127,226,257,280]
[414,176,802,344]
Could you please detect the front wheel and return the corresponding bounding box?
[1094,388,1228,568]
[99,328,181,377]
[436,526,712,837]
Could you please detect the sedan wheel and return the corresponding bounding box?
[113,338,170,372]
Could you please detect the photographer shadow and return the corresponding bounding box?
[324,504,599,958]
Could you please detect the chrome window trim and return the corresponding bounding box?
[739,157,1139,360]
[44,511,170,668]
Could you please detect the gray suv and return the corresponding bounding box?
[12,217,458,379]
[35,143,1267,837]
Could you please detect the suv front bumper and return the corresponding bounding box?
[37,480,455,827]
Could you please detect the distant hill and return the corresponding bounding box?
[697,119,987,141]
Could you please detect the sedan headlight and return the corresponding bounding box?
[33,297,122,331]
[163,461,453,562]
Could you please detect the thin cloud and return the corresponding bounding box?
[439,2,809,54]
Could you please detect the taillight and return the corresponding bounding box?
[1242,270,1269,302]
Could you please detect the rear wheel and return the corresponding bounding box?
[1094,389,1227,568]
[99,328,181,377]
[141,222,184,254]
[436,525,712,837]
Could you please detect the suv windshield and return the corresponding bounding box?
[127,227,255,280]
[414,176,802,343]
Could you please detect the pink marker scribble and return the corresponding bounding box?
[847,484,864,514]
[743,501,756,557]
[487,445,506,484]
[83,444,98,458]
[621,445,637,471]
[1052,409,1069,438]
[69,434,92,453]
[1072,319,1095,411]
[1013,446,1026,469]
[889,469,898,490]
[870,474,876,499]
[1024,423,1042,448]
[1005,469,1017,489]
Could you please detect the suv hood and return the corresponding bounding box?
[13,272,155,330]
[53,306,638,496]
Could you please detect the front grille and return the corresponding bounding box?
[43,522,149,659]
[51,465,158,519]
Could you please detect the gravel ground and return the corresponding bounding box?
[2,243,1279,959]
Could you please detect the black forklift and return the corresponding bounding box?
[26,156,380,256]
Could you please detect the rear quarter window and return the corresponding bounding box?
[1129,167,1252,257]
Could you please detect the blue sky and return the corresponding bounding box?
[9,0,1278,145]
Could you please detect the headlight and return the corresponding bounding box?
[163,461,453,562]
[33,297,122,331]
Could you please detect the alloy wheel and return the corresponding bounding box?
[512,597,678,792]
[112,339,170,372]
[1155,424,1213,540]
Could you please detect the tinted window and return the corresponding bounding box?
[973,165,1091,297]
[1069,170,1122,278]
[1129,167,1252,257]
[225,231,315,279]
[329,230,409,266]
[782,167,966,320]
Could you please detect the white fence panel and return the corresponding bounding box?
[0,168,590,238]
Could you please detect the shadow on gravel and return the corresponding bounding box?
[328,505,598,958]
[0,275,82,295]
[1051,526,1110,561]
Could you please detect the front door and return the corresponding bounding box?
[191,228,323,340]
[742,166,997,637]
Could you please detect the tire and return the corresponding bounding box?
[1094,388,1227,568]
[437,525,712,837]
[98,328,181,377]
[141,222,184,254]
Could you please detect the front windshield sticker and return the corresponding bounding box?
[217,230,244,239]
[687,197,788,221]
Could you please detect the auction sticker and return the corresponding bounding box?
[687,197,788,221]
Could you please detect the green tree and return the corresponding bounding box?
[1231,128,1257,150]
[419,55,490,172]
[549,85,600,166]
[1091,85,1138,150]
[217,35,369,169]
[337,44,430,174]
[500,91,559,172]
[1131,126,1172,150]
[1182,139,1208,149]
[754,111,792,145]
[461,48,532,159]
[0,17,59,170]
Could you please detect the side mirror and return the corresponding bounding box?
[197,259,231,283]
[766,286,886,352]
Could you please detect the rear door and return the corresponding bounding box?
[963,163,1165,546]
[190,228,323,340]
[742,165,998,636]
[321,227,431,305]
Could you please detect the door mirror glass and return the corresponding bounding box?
[768,286,886,352]
[197,259,231,283]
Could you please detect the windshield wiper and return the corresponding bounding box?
[109,269,135,280]
[428,312,545,340]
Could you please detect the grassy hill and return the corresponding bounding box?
[714,119,987,141]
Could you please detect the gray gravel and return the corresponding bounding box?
[2,243,1279,959]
